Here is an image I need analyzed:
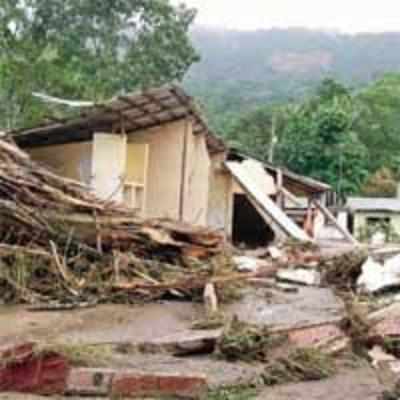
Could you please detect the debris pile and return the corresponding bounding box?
[217,317,287,362]
[0,138,235,305]
[2,138,400,398]
[262,348,338,386]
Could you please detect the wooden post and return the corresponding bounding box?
[312,199,359,245]
[276,168,284,209]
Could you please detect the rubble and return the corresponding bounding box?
[216,317,288,362]
[204,283,219,315]
[0,343,69,396]
[0,136,397,399]
[138,329,223,356]
[257,367,383,400]
[288,324,350,355]
[110,371,208,399]
[268,246,283,260]
[368,346,396,368]
[0,343,208,399]
[369,303,400,338]
[320,250,368,290]
[233,256,269,272]
[357,255,400,294]
[0,138,246,305]
[276,268,321,286]
[262,348,338,386]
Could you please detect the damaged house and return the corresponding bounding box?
[12,85,347,247]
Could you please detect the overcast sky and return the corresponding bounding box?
[173,0,399,34]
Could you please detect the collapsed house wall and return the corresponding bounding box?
[23,119,212,226]
[182,127,211,226]
[127,120,186,221]
[226,160,312,243]
[207,153,234,236]
[127,119,211,226]
[27,141,93,185]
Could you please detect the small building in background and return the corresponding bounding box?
[346,197,400,243]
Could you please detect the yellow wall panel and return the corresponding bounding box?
[28,141,93,185]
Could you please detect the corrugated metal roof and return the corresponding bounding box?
[347,197,400,213]
[228,149,332,194]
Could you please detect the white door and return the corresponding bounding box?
[91,133,127,203]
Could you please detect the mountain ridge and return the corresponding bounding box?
[184,27,400,128]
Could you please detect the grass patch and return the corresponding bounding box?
[217,317,288,362]
[382,337,400,358]
[320,251,368,291]
[340,295,373,356]
[36,342,113,367]
[207,385,259,400]
[262,348,337,386]
[192,311,227,330]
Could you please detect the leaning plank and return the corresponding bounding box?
[225,161,311,242]
[311,199,359,246]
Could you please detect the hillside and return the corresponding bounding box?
[184,27,400,129]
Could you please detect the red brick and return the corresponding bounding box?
[288,324,350,354]
[373,318,400,338]
[112,371,207,399]
[158,374,207,398]
[0,343,69,395]
[66,368,114,396]
[112,373,158,396]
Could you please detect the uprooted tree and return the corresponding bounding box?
[0,0,199,129]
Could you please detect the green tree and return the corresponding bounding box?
[356,74,400,173]
[226,79,370,197]
[361,167,397,197]
[0,0,198,128]
[224,105,286,162]
[277,84,369,197]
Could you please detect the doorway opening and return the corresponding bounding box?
[232,194,275,248]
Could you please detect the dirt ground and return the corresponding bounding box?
[256,367,383,400]
[0,285,345,348]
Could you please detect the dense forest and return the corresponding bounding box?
[1,2,400,198]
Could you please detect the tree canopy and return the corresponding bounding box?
[0,0,198,128]
[225,79,376,197]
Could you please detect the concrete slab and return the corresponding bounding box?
[0,302,202,347]
[256,368,383,400]
[224,287,345,332]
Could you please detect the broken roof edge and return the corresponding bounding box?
[228,148,332,193]
[10,84,226,154]
[346,197,400,213]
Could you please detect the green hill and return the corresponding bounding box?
[184,27,400,129]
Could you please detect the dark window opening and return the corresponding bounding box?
[367,217,391,227]
[232,194,275,248]
[348,213,354,234]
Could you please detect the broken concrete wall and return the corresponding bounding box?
[127,120,186,221]
[128,119,211,226]
[92,133,127,203]
[182,129,211,226]
[27,141,93,186]
[207,152,234,236]
[226,160,311,243]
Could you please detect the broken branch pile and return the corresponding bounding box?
[0,138,233,304]
[0,139,222,257]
